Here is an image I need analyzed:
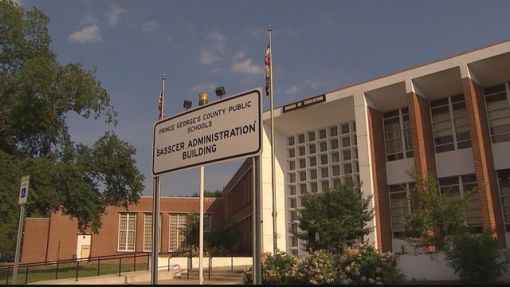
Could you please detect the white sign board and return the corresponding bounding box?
[18,175,30,205]
[153,89,262,175]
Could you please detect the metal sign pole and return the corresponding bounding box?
[12,204,25,283]
[199,165,205,284]
[251,157,257,285]
[13,175,29,283]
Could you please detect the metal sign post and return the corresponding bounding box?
[13,175,30,283]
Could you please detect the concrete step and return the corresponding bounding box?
[177,271,244,281]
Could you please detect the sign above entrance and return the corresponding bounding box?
[282,94,325,113]
[153,89,262,175]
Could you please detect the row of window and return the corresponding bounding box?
[383,82,510,161]
[389,170,510,238]
[118,213,211,252]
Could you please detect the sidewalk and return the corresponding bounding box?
[30,270,243,285]
[30,270,174,285]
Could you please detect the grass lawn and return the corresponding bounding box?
[0,258,149,284]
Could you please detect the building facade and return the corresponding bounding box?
[236,39,510,257]
[21,197,224,263]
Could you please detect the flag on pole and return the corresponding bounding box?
[264,42,271,97]
[158,91,164,120]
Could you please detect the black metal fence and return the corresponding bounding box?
[0,250,248,285]
[0,252,150,285]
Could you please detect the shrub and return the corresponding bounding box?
[446,232,509,283]
[261,251,299,285]
[244,246,403,285]
[296,250,336,284]
[336,244,404,285]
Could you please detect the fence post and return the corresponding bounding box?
[97,258,101,276]
[5,267,9,285]
[75,260,79,282]
[24,266,28,284]
[118,257,122,277]
[187,250,191,280]
[208,256,212,281]
[167,256,170,272]
[55,261,59,279]
[133,253,136,272]
[231,256,233,272]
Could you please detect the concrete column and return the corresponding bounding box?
[408,88,436,180]
[463,76,506,246]
[354,92,379,250]
[366,107,392,252]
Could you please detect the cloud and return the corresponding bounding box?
[68,24,102,44]
[142,20,159,32]
[107,4,127,27]
[200,31,226,65]
[231,52,263,75]
[284,85,299,95]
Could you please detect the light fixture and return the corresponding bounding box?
[198,91,209,106]
[215,86,226,98]
[183,100,192,110]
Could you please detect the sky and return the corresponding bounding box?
[17,0,510,196]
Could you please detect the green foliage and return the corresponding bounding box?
[297,183,373,253]
[261,251,299,285]
[296,250,336,284]
[0,0,143,257]
[404,176,469,252]
[446,232,509,283]
[245,247,403,285]
[336,244,404,284]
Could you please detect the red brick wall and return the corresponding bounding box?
[463,77,506,246]
[21,197,225,261]
[222,159,253,255]
[367,107,392,252]
[21,218,49,263]
[409,91,437,179]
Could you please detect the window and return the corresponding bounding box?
[497,169,510,230]
[169,213,189,252]
[439,174,482,228]
[118,213,136,252]
[383,107,413,161]
[431,95,471,153]
[484,83,510,143]
[143,213,161,252]
[388,183,413,238]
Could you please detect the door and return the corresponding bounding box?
[76,234,92,259]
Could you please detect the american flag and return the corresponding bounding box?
[158,91,164,120]
[264,43,271,97]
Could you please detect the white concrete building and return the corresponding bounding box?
[224,38,510,256]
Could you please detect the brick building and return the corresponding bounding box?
[21,196,224,263]
[21,38,510,262]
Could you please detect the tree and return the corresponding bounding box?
[0,0,144,258]
[297,183,373,253]
[404,176,469,252]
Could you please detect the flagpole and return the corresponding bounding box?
[151,73,166,285]
[268,25,278,254]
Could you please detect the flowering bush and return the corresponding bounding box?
[336,244,404,285]
[296,250,336,284]
[244,246,403,285]
[261,251,299,285]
